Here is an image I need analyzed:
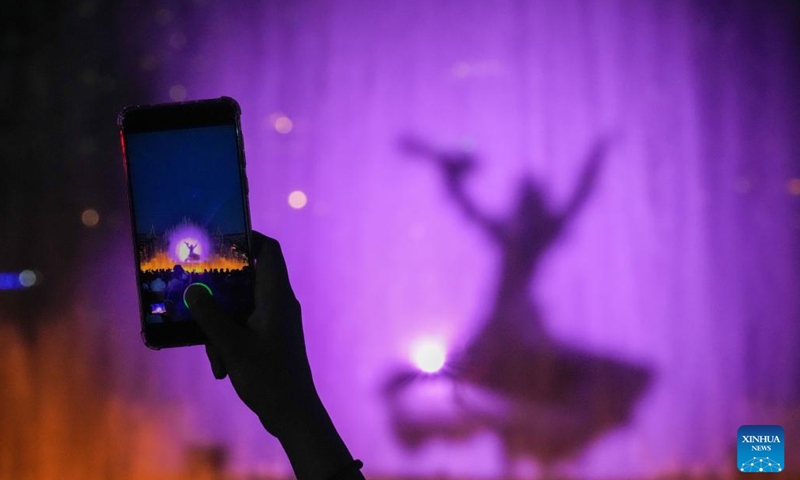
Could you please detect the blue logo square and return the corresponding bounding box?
[738,425,784,473]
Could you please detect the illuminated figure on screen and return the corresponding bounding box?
[184,241,200,262]
[386,137,651,472]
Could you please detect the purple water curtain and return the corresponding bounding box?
[116,0,800,477]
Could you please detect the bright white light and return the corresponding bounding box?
[18,270,37,287]
[176,238,203,262]
[410,337,447,373]
[288,190,308,209]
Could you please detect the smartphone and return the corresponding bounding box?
[118,97,254,349]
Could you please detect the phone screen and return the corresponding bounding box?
[124,121,253,338]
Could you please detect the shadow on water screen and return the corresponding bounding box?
[127,125,252,324]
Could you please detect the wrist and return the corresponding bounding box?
[273,400,354,480]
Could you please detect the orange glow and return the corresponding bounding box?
[141,252,247,273]
[1,315,268,479]
[788,178,800,196]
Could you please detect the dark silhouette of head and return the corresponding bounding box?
[172,264,185,278]
[518,177,547,212]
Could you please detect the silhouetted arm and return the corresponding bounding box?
[557,139,608,229]
[400,137,504,240]
[443,166,504,240]
[187,233,364,480]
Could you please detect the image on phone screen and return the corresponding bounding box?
[126,124,252,326]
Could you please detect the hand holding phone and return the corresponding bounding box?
[185,233,363,480]
[119,97,254,348]
[120,98,365,479]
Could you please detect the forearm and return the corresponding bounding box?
[446,178,502,238]
[274,399,362,480]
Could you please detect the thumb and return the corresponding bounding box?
[205,344,228,380]
[185,283,246,354]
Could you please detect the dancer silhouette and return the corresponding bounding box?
[387,137,651,467]
[184,242,200,262]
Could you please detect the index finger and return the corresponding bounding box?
[186,283,248,353]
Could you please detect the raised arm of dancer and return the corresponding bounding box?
[558,138,608,230]
[442,162,504,240]
[400,136,504,240]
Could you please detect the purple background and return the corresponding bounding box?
[119,1,800,477]
[2,1,799,479]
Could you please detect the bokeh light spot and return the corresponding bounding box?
[169,84,187,101]
[274,115,293,134]
[787,178,800,196]
[734,176,752,193]
[288,190,308,209]
[81,208,100,227]
[452,61,471,79]
[155,8,173,25]
[169,32,187,50]
[408,223,426,240]
[18,270,37,288]
[139,55,158,72]
[410,337,447,373]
